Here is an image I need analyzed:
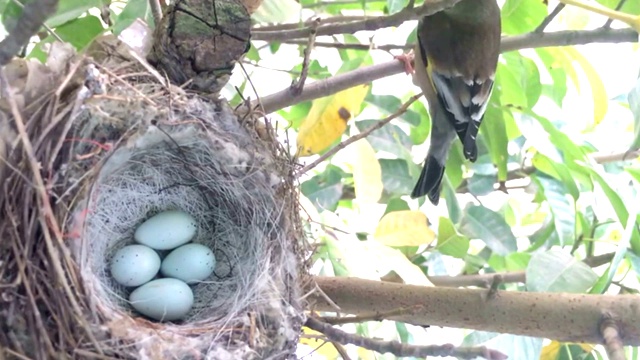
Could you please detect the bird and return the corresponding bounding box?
[404,0,502,205]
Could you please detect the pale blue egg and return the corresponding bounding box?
[134,210,197,250]
[129,278,194,321]
[110,245,161,287]
[160,243,216,284]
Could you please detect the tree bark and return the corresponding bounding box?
[311,276,640,345]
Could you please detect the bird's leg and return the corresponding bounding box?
[393,50,415,75]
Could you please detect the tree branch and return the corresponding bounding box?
[278,27,637,53]
[456,149,640,194]
[428,252,614,288]
[246,28,637,116]
[310,276,640,345]
[500,28,637,53]
[0,0,59,66]
[250,0,463,42]
[305,316,508,360]
[255,60,407,115]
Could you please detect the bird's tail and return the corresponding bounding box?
[410,155,445,205]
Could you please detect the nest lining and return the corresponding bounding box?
[1,46,305,360]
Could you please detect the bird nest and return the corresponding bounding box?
[0,41,306,359]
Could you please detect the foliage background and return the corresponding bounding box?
[1,0,640,358]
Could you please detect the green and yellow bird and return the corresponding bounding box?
[409,0,502,205]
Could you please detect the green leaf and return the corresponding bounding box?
[533,174,576,247]
[245,44,260,62]
[463,331,543,360]
[526,250,598,293]
[269,41,281,54]
[627,166,640,183]
[495,63,528,108]
[459,205,517,256]
[277,101,311,130]
[367,94,420,126]
[355,120,412,159]
[57,15,104,49]
[444,140,465,189]
[252,0,301,23]
[536,48,568,107]
[442,176,462,224]
[531,153,579,200]
[0,0,27,34]
[300,165,344,212]
[112,0,152,35]
[467,173,497,197]
[562,47,608,128]
[628,73,640,149]
[409,100,430,145]
[590,211,636,294]
[384,198,410,215]
[526,215,555,252]
[29,15,104,60]
[519,111,589,164]
[586,167,640,254]
[502,52,542,108]
[46,0,104,28]
[322,236,351,276]
[337,52,371,71]
[558,344,597,360]
[379,159,414,195]
[481,105,508,181]
[501,0,547,35]
[386,0,408,14]
[627,252,640,278]
[436,217,470,259]
[505,252,531,271]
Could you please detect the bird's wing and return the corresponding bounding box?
[429,69,494,162]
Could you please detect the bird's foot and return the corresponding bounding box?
[394,51,415,75]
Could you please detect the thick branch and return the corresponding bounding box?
[247,28,637,115]
[311,276,640,345]
[277,27,636,53]
[0,0,59,66]
[251,0,463,42]
[256,60,406,114]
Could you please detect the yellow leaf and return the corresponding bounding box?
[357,346,376,360]
[374,210,435,247]
[299,327,340,359]
[562,47,608,127]
[352,138,383,203]
[539,340,561,360]
[296,84,370,157]
[578,343,594,353]
[540,341,595,360]
[324,233,432,285]
[361,240,433,286]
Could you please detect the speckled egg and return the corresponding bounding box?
[160,243,216,284]
[134,210,197,250]
[129,278,194,321]
[110,244,161,287]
